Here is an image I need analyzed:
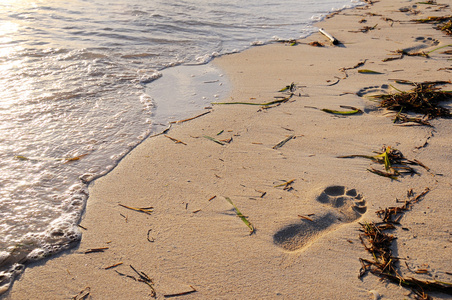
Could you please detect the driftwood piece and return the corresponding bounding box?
[319,28,339,45]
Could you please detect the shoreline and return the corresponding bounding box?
[4,0,452,299]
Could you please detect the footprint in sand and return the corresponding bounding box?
[273,186,366,251]
[403,36,439,53]
[356,84,389,97]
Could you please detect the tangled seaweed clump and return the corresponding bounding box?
[413,15,452,35]
[438,20,452,35]
[359,189,452,299]
[371,81,452,120]
[338,146,430,179]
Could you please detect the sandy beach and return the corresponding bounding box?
[3,0,452,299]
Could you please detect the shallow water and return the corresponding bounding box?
[0,0,362,290]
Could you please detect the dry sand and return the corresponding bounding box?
[3,0,452,299]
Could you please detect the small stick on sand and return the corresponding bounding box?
[71,287,90,300]
[163,286,197,298]
[84,247,109,254]
[104,262,123,270]
[298,215,314,222]
[164,135,187,145]
[273,135,295,149]
[170,111,211,124]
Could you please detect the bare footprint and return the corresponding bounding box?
[403,36,440,52]
[356,84,389,97]
[273,186,366,251]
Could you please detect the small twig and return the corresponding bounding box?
[84,247,109,254]
[104,262,123,270]
[163,286,197,298]
[298,215,314,222]
[170,111,211,124]
[72,287,90,300]
[118,204,154,215]
[273,135,295,149]
[164,135,187,145]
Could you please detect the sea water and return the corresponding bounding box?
[0,0,363,291]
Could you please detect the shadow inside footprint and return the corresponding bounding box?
[273,186,367,252]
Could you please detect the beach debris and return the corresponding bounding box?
[104,262,123,270]
[273,135,295,149]
[339,60,367,78]
[163,286,197,298]
[118,204,154,215]
[208,195,217,201]
[274,179,295,190]
[371,81,452,120]
[63,154,89,164]
[71,287,90,300]
[358,69,384,74]
[84,247,109,254]
[77,224,87,230]
[13,154,89,163]
[383,48,429,61]
[120,213,128,222]
[279,82,296,93]
[319,28,340,45]
[381,17,395,26]
[212,96,292,108]
[321,106,363,115]
[213,84,297,108]
[416,0,437,4]
[225,197,255,234]
[392,110,432,127]
[170,111,211,124]
[203,135,225,145]
[349,24,378,33]
[115,265,156,297]
[338,146,429,179]
[276,39,298,46]
[326,77,341,86]
[298,215,314,222]
[413,15,452,35]
[14,155,29,161]
[164,135,187,145]
[147,229,155,242]
[358,189,452,299]
[308,41,324,47]
[376,188,430,223]
[368,289,380,300]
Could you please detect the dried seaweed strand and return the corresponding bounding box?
[212,96,291,107]
[163,286,197,298]
[71,287,90,300]
[118,203,154,215]
[359,189,452,298]
[84,247,109,254]
[170,111,211,124]
[104,262,123,270]
[164,135,187,145]
[273,135,295,149]
[130,265,156,297]
[225,197,255,234]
